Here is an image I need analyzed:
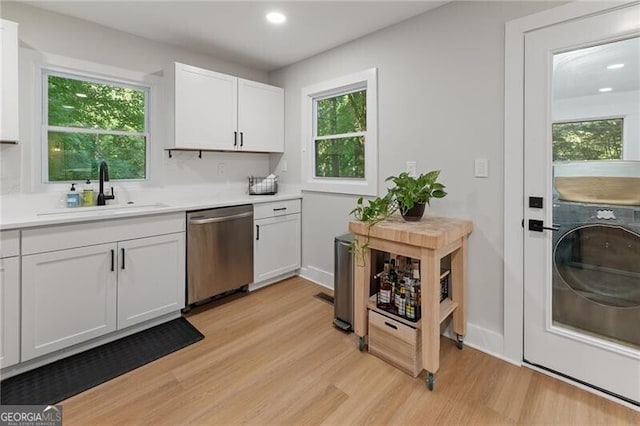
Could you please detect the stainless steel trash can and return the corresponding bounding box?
[334,233,354,331]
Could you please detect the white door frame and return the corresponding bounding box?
[503,1,638,364]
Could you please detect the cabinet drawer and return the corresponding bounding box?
[0,230,19,258]
[253,199,301,220]
[22,213,185,255]
[368,310,422,377]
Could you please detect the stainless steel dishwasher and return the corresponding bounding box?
[186,205,254,305]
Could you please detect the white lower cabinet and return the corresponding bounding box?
[117,233,185,329]
[22,244,118,361]
[20,213,186,362]
[0,256,20,368]
[254,200,301,285]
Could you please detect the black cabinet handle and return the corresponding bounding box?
[240,132,244,147]
[234,131,238,147]
[273,207,287,212]
[384,322,398,330]
[256,224,260,240]
[111,249,114,271]
[121,248,125,270]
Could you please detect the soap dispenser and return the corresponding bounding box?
[66,183,81,208]
[82,179,95,207]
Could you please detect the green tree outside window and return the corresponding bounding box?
[552,118,623,161]
[47,74,147,182]
[314,89,366,178]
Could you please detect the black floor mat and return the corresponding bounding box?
[0,317,204,405]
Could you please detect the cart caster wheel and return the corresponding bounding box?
[427,372,435,391]
[456,334,464,350]
[357,336,366,352]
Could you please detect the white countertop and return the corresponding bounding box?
[0,185,302,230]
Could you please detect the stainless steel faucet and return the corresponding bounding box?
[97,161,116,206]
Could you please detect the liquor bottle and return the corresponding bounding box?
[406,295,416,320]
[377,261,393,310]
[398,286,407,317]
[389,258,398,286]
[394,279,403,313]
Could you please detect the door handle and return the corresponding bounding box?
[240,132,244,147]
[121,248,126,270]
[256,224,260,240]
[111,249,115,271]
[528,219,559,232]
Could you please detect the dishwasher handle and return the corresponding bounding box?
[189,211,253,225]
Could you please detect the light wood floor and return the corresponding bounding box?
[61,277,639,425]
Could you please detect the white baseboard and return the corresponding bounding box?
[249,271,297,292]
[299,265,333,290]
[442,321,519,367]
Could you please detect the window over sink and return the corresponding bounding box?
[43,71,149,182]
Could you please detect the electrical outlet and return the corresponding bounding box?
[217,162,226,176]
[281,159,288,172]
[406,161,417,177]
[474,158,489,178]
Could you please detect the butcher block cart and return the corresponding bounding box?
[349,215,473,390]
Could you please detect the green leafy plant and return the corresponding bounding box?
[350,192,397,226]
[348,170,447,262]
[385,170,447,213]
[348,193,397,264]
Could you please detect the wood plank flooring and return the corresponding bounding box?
[61,277,639,425]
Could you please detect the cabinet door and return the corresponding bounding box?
[0,20,19,143]
[174,63,237,150]
[117,233,185,329]
[254,214,300,283]
[22,244,117,361]
[0,257,20,368]
[238,79,284,153]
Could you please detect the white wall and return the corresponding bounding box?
[0,2,270,194]
[269,1,561,353]
[554,90,640,160]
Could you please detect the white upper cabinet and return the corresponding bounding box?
[0,19,19,143]
[174,63,238,150]
[238,79,284,153]
[172,62,284,153]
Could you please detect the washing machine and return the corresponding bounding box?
[552,201,640,348]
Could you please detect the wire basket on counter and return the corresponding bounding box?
[248,175,278,195]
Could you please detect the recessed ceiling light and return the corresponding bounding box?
[607,63,624,69]
[599,87,613,92]
[266,12,286,24]
[75,93,87,98]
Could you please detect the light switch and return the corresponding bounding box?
[406,161,417,177]
[281,159,288,172]
[474,158,489,178]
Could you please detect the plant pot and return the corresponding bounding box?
[401,202,426,221]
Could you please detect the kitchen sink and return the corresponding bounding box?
[37,202,170,216]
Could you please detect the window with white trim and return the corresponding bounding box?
[301,68,378,195]
[44,71,149,182]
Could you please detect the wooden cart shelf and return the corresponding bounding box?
[367,295,459,329]
[350,214,472,390]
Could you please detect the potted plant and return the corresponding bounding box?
[348,193,398,263]
[386,170,447,221]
